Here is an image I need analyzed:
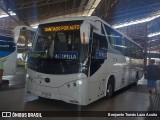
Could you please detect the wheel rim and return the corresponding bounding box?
[107,84,113,97]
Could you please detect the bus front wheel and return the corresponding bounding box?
[134,72,139,86]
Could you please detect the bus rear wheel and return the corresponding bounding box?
[131,72,139,87]
[134,72,139,86]
[106,81,114,99]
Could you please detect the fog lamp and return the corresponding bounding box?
[78,80,82,85]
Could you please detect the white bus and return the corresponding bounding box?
[14,26,36,66]
[25,16,143,105]
[0,29,17,76]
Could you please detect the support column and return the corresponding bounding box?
[143,23,148,70]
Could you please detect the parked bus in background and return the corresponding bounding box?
[14,26,36,67]
[0,29,16,76]
[25,16,144,105]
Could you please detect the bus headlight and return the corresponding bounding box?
[26,74,31,80]
[66,80,83,88]
[26,74,29,78]
[26,74,33,81]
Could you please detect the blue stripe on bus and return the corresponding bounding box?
[0,51,12,58]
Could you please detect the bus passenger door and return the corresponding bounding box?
[89,32,108,101]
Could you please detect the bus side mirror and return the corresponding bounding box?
[13,25,36,43]
[80,21,90,44]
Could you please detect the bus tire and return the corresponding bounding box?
[136,71,139,81]
[132,72,139,87]
[38,96,45,100]
[106,78,115,99]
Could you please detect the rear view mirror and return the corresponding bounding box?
[80,21,90,44]
[14,26,36,43]
[14,26,36,53]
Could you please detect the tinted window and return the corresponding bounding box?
[92,32,108,56]
[103,24,143,58]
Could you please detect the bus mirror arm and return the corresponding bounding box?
[82,64,87,67]
[82,58,89,67]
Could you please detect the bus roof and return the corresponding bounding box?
[40,16,143,49]
[40,16,100,25]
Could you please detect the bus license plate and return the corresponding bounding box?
[42,92,51,98]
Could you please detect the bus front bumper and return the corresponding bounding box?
[26,78,89,105]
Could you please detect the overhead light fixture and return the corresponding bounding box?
[112,11,160,38]
[0,11,16,18]
[0,14,9,18]
[113,11,160,28]
[147,39,156,43]
[148,31,160,37]
[30,25,38,29]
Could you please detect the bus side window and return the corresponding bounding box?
[123,39,132,57]
[108,32,123,51]
[92,32,107,58]
[99,36,108,50]
[104,24,125,53]
[108,34,115,49]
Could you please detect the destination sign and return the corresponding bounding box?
[44,24,80,32]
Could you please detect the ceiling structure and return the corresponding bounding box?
[93,0,160,57]
[3,0,101,26]
[2,0,160,29]
[93,0,160,25]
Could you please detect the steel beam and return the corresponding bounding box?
[0,2,19,24]
[12,0,68,10]
[3,0,29,25]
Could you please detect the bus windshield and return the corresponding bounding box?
[28,21,89,75]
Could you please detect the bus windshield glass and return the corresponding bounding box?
[28,21,89,75]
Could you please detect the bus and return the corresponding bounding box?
[0,29,17,76]
[14,26,36,67]
[25,16,144,105]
